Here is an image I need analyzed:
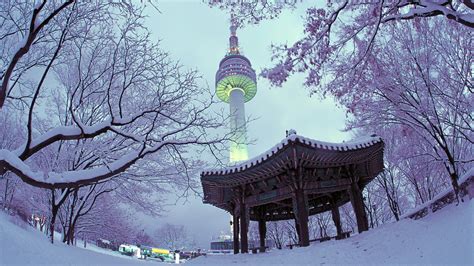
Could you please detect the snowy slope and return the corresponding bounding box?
[0,213,148,265]
[189,200,474,266]
[1,200,472,265]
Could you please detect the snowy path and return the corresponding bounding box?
[189,200,474,265]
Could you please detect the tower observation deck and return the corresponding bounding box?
[216,20,257,163]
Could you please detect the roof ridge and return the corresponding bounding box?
[202,134,382,176]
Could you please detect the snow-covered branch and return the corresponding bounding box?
[383,0,474,28]
[0,0,75,108]
[0,1,229,191]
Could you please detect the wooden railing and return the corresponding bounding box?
[403,170,474,220]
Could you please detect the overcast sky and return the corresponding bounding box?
[141,1,349,249]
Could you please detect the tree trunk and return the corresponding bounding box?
[39,221,44,232]
[3,177,8,210]
[49,189,70,244]
[390,199,400,221]
[68,222,76,245]
[49,203,58,244]
[62,226,68,243]
[45,219,49,236]
[450,172,462,203]
[381,172,400,221]
[66,226,72,245]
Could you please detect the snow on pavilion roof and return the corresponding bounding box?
[201,133,384,219]
[202,133,383,178]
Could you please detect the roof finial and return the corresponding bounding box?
[229,14,240,55]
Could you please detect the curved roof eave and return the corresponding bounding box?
[202,134,383,178]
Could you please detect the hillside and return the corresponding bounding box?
[0,212,147,265]
[1,199,472,265]
[189,200,473,265]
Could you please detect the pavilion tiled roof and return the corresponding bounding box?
[200,133,384,220]
[202,134,383,177]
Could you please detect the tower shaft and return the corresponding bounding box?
[215,18,256,164]
[229,89,248,162]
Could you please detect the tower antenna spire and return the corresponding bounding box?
[229,14,240,55]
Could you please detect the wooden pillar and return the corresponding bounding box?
[294,218,301,242]
[349,182,369,233]
[240,201,249,253]
[292,189,310,247]
[233,209,240,254]
[331,205,343,239]
[258,219,266,252]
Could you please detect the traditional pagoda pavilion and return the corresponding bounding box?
[201,131,384,254]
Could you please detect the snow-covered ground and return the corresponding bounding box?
[1,199,473,265]
[189,200,474,266]
[0,212,148,265]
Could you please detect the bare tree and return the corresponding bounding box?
[58,182,114,245]
[375,170,402,221]
[77,194,142,247]
[0,109,23,210]
[340,203,357,233]
[1,173,16,210]
[0,0,75,108]
[155,223,190,250]
[0,2,228,189]
[0,1,230,245]
[313,213,332,238]
[211,1,474,28]
[266,221,288,249]
[284,220,298,246]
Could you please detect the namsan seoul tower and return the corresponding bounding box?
[215,19,257,163]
